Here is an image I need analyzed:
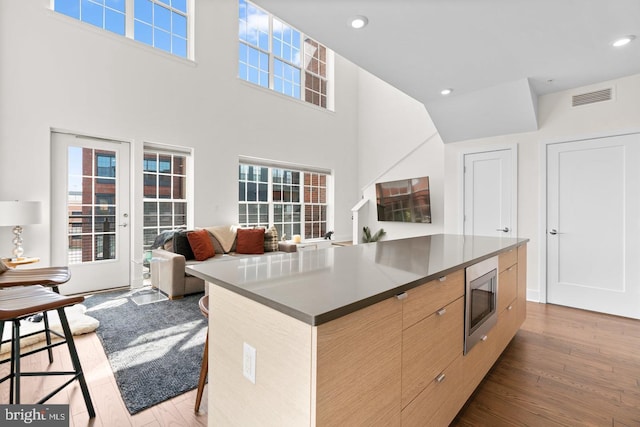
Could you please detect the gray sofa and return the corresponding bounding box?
[150,225,295,299]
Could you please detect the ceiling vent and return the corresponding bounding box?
[572,88,613,107]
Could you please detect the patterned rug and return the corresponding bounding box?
[83,288,207,414]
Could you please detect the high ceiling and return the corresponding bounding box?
[252,0,640,142]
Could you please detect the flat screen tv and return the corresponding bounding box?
[375,176,432,223]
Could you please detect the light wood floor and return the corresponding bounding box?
[1,301,639,426]
[0,327,208,426]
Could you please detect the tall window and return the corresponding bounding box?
[143,149,190,249]
[238,0,332,109]
[54,0,190,59]
[239,162,330,240]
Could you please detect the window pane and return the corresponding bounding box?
[159,155,172,173]
[82,0,104,29]
[143,153,157,172]
[154,3,171,31]
[173,176,185,198]
[158,175,171,198]
[106,0,125,13]
[144,174,157,197]
[172,12,187,38]
[239,182,246,201]
[135,20,153,45]
[56,0,80,19]
[172,36,187,58]
[154,28,171,52]
[135,0,153,24]
[105,8,125,35]
[172,0,187,13]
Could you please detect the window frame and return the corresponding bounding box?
[52,0,193,60]
[142,144,193,250]
[238,158,332,241]
[238,0,333,110]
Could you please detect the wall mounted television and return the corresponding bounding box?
[375,176,432,223]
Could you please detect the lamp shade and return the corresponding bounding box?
[0,201,42,226]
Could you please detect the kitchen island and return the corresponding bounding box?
[187,234,528,426]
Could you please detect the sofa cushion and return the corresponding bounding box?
[173,231,195,260]
[207,231,225,255]
[262,226,279,252]
[236,228,265,254]
[187,229,216,261]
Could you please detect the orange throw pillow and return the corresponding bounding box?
[187,229,216,261]
[236,228,265,254]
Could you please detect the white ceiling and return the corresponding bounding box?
[252,0,640,142]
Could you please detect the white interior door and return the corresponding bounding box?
[463,148,517,237]
[547,134,640,319]
[51,132,130,295]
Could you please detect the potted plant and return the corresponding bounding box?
[362,226,386,243]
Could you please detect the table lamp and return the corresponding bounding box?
[0,201,42,260]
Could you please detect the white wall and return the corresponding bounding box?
[356,69,445,241]
[0,0,365,264]
[443,73,640,301]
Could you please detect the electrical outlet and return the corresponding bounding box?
[243,342,256,384]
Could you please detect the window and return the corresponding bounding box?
[54,0,190,59]
[238,161,330,240]
[143,148,190,249]
[238,0,332,109]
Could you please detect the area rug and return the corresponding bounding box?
[83,288,207,414]
[0,304,99,355]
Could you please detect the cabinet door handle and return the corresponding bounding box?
[507,305,513,311]
[435,373,446,383]
[507,265,515,272]
[395,292,408,301]
[481,335,488,342]
[436,308,447,316]
[438,276,447,282]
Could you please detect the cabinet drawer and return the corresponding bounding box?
[462,328,497,399]
[498,248,517,272]
[402,269,464,329]
[401,355,463,427]
[401,297,464,408]
[495,301,519,357]
[498,264,517,314]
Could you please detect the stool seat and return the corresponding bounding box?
[0,284,95,416]
[0,285,83,319]
[0,266,71,288]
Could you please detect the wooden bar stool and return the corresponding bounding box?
[0,263,72,364]
[0,285,95,417]
[195,295,208,412]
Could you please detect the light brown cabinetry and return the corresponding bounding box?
[207,242,528,427]
[517,244,527,326]
[401,270,465,423]
[402,269,464,329]
[316,297,403,426]
[461,244,527,405]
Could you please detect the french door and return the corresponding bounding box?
[51,132,131,295]
[463,148,517,237]
[547,134,640,319]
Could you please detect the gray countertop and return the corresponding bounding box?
[186,234,528,326]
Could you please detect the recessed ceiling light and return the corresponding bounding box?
[349,16,368,29]
[440,88,453,96]
[612,35,636,47]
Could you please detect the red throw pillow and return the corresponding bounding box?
[236,228,265,254]
[187,229,216,261]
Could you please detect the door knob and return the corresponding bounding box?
[496,227,510,233]
[119,223,128,228]
[549,229,558,235]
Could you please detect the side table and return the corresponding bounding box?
[1,257,40,268]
